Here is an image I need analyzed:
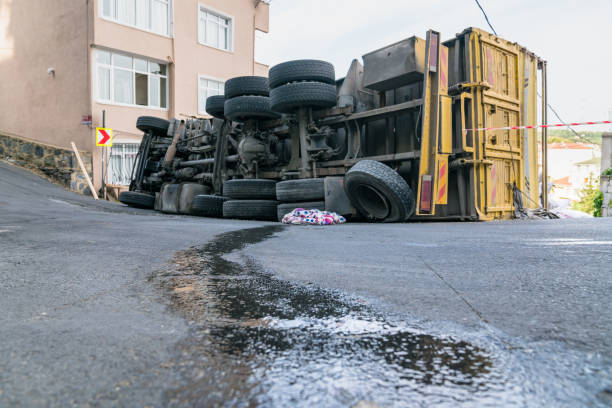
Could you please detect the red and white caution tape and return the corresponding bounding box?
[464,120,611,132]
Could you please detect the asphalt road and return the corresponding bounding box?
[1,160,611,407]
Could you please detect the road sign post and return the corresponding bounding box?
[96,126,112,200]
[96,127,113,147]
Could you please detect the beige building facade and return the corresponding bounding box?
[0,0,269,191]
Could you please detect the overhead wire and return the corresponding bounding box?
[536,92,593,144]
[474,0,592,145]
[473,0,497,35]
[472,0,558,217]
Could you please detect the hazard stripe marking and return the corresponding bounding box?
[437,161,447,204]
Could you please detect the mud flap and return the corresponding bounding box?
[324,176,357,216]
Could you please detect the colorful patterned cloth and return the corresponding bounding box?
[281,208,346,225]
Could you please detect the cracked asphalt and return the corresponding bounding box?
[1,160,611,407]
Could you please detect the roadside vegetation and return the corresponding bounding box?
[572,168,612,217]
[571,174,601,216]
[543,130,603,145]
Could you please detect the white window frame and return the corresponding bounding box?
[99,0,173,38]
[198,4,234,52]
[198,75,225,115]
[95,49,169,111]
[107,141,140,186]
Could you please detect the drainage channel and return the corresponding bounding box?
[153,226,611,407]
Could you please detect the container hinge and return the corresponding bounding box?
[449,158,493,169]
[448,81,492,96]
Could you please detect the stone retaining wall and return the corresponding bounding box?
[0,133,93,195]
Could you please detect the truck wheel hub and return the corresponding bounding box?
[354,184,390,220]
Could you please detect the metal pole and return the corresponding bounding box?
[102,110,106,200]
[541,62,548,210]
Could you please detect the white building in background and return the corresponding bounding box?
[548,142,600,203]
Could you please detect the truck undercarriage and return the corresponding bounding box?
[121,28,546,222]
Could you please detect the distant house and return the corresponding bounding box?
[548,142,600,203]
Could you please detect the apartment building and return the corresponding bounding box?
[0,0,269,192]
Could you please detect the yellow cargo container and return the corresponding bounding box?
[413,28,544,219]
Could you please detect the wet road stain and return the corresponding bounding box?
[152,226,611,407]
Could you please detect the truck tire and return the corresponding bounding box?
[223,179,277,199]
[276,178,324,202]
[277,201,325,221]
[269,60,335,89]
[224,95,280,122]
[224,76,269,99]
[136,116,170,135]
[344,160,415,222]
[206,95,226,119]
[119,191,155,209]
[223,200,278,221]
[192,195,227,217]
[270,82,336,113]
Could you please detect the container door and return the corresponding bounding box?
[479,36,523,217]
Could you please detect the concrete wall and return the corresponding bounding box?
[601,133,612,173]
[0,0,91,152]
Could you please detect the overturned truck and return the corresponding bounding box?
[120,28,546,222]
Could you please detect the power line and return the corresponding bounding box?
[471,0,595,145]
[536,92,592,144]
[474,0,497,35]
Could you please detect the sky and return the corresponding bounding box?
[257,0,612,132]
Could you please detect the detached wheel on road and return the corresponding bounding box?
[136,116,170,135]
[277,201,325,221]
[119,191,155,209]
[205,95,226,120]
[223,200,278,221]
[269,60,335,89]
[223,179,277,199]
[344,160,415,222]
[224,95,280,122]
[191,195,227,217]
[224,76,270,99]
[276,178,324,202]
[270,82,337,113]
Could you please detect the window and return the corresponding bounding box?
[108,143,139,185]
[198,76,224,115]
[101,0,171,37]
[198,6,233,51]
[95,49,168,109]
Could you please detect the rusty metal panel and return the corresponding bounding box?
[483,44,519,99]
[487,160,519,215]
[413,27,540,220]
[324,176,357,216]
[468,29,528,219]
[362,37,426,91]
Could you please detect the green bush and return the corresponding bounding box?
[593,191,604,217]
[571,174,602,216]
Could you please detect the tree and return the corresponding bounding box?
[571,173,602,216]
